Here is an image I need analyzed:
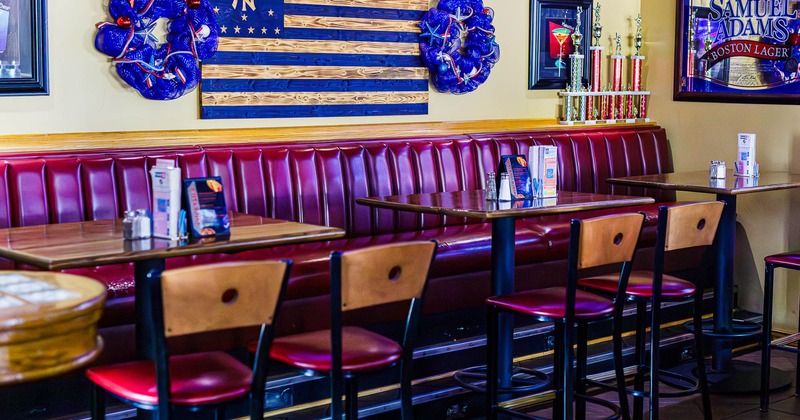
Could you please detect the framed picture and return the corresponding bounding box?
[0,0,47,96]
[529,0,592,90]
[675,0,800,104]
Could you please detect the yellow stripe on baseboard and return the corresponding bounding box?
[202,91,429,106]
[285,0,429,11]
[202,64,429,80]
[284,15,421,33]
[217,38,420,55]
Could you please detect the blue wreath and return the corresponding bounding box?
[419,0,500,94]
[94,0,219,100]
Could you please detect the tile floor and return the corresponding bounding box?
[525,350,800,420]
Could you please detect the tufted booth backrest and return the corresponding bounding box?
[0,126,674,236]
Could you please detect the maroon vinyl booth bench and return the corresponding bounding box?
[0,124,679,367]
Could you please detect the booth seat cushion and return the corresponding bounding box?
[521,203,674,260]
[68,221,549,326]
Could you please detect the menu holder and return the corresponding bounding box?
[498,155,533,200]
[183,177,230,237]
[736,133,757,177]
[528,146,558,198]
[150,159,182,239]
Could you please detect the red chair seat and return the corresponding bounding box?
[270,326,402,372]
[486,287,614,319]
[578,271,695,299]
[766,252,800,269]
[86,352,252,406]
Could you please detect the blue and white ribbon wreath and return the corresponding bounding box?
[419,0,500,94]
[95,0,219,100]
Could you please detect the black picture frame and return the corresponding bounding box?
[529,0,592,90]
[0,0,47,96]
[674,0,800,104]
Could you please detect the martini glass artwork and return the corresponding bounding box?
[552,27,571,76]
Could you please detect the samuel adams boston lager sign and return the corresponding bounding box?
[676,0,800,103]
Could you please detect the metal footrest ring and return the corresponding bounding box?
[453,365,551,394]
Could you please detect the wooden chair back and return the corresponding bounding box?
[338,241,437,312]
[159,261,290,338]
[663,201,724,251]
[576,213,645,269]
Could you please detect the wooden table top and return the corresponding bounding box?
[607,171,800,195]
[0,271,106,384]
[356,190,655,219]
[0,213,345,270]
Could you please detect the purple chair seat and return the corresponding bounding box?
[765,252,800,269]
[579,271,695,299]
[270,326,402,372]
[486,287,614,319]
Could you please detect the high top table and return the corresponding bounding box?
[608,170,800,392]
[357,190,655,395]
[0,213,345,359]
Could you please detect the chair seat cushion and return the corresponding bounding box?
[85,352,252,406]
[270,326,402,372]
[486,287,613,319]
[766,252,800,269]
[578,271,695,298]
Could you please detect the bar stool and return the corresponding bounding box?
[761,252,800,410]
[486,213,644,420]
[579,201,723,420]
[86,260,291,420]
[269,241,437,419]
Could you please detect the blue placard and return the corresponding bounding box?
[183,177,230,237]
[499,155,533,200]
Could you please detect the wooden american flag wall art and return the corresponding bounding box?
[201,0,430,119]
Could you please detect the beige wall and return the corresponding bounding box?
[0,0,638,135]
[642,0,800,330]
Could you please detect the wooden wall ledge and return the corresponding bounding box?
[0,119,657,153]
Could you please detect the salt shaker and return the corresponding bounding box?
[498,172,512,202]
[136,209,151,238]
[709,160,726,179]
[485,172,497,201]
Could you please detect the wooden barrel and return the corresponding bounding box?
[0,271,106,384]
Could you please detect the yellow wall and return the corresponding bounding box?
[0,0,638,135]
[642,0,800,330]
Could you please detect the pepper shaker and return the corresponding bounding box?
[485,172,497,201]
[123,210,136,240]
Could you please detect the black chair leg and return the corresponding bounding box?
[693,286,712,420]
[613,305,632,420]
[91,383,105,420]
[331,372,344,419]
[649,296,661,420]
[345,376,358,419]
[561,319,576,420]
[553,321,565,420]
[633,300,647,420]
[400,354,414,420]
[761,264,775,411]
[486,305,499,420]
[214,405,225,420]
[576,321,588,420]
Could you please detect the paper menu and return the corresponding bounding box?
[528,146,558,198]
[737,133,756,177]
[150,159,182,239]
